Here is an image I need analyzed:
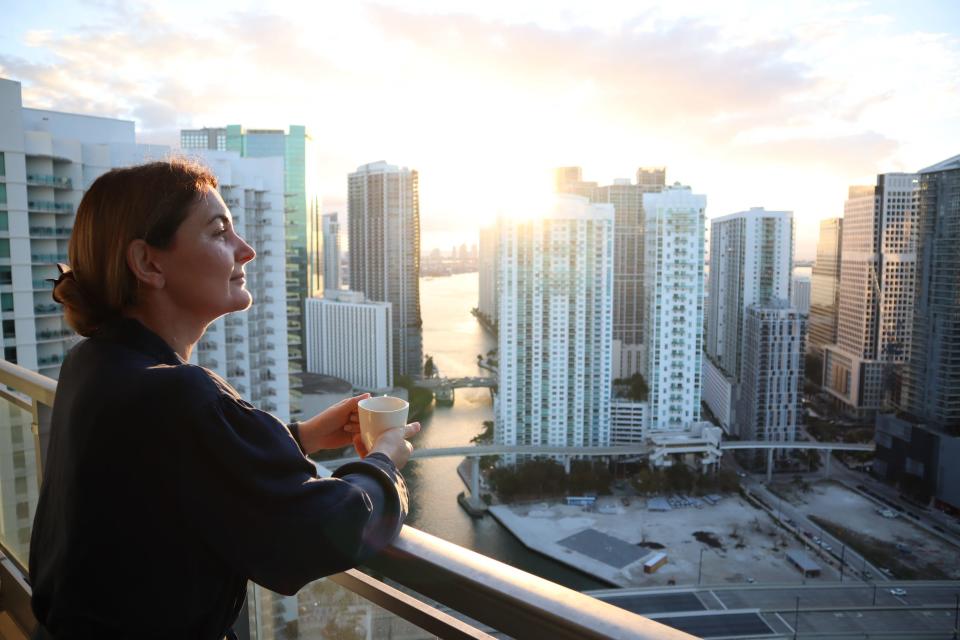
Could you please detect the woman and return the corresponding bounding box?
[28,160,419,639]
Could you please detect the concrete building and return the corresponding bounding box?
[0,78,167,377]
[186,150,292,423]
[557,166,666,377]
[791,276,811,315]
[322,212,341,292]
[737,303,806,448]
[477,225,498,328]
[702,208,794,433]
[347,161,422,378]
[824,175,919,418]
[900,154,960,433]
[182,124,313,416]
[875,414,960,511]
[494,194,614,452]
[304,291,393,392]
[610,399,648,445]
[807,218,843,361]
[642,183,706,431]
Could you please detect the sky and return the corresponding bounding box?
[1,0,959,259]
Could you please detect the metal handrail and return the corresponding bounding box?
[0,360,698,639]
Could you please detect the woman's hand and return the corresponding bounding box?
[296,393,370,454]
[354,422,421,470]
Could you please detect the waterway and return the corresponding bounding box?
[402,272,608,591]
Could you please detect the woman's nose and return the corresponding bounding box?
[236,236,256,264]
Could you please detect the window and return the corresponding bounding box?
[0,239,8,258]
[0,152,4,176]
[0,183,6,207]
[1,293,12,312]
[4,346,15,363]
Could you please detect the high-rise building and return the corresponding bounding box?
[737,303,806,448]
[557,166,666,377]
[791,276,811,315]
[181,124,313,415]
[900,154,960,431]
[642,184,706,431]
[702,208,794,432]
[823,175,919,417]
[807,218,843,361]
[187,150,291,422]
[305,291,392,391]
[495,194,614,453]
[477,225,498,328]
[322,213,341,292]
[0,78,167,377]
[347,161,422,378]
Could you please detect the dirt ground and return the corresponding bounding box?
[493,493,840,587]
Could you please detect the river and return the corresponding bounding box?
[402,272,608,591]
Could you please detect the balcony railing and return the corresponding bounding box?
[0,360,696,640]
[26,174,73,189]
[27,201,74,214]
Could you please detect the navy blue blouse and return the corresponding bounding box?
[29,318,407,639]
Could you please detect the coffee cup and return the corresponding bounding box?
[358,395,410,450]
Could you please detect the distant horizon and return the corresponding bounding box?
[3,0,959,261]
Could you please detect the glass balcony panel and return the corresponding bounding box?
[0,398,40,568]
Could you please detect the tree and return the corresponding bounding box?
[424,355,436,378]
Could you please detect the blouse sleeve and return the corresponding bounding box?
[175,393,407,596]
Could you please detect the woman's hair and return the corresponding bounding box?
[54,159,218,337]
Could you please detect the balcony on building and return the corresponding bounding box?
[0,360,696,640]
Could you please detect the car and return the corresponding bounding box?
[822,543,833,552]
[737,471,748,478]
[746,577,756,584]
[889,588,907,597]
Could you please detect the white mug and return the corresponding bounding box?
[358,395,410,450]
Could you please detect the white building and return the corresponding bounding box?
[642,184,706,431]
[348,161,422,378]
[738,303,806,447]
[0,78,169,377]
[824,176,919,417]
[186,150,292,422]
[791,276,811,315]
[305,291,393,392]
[477,225,497,327]
[322,212,341,292]
[495,194,614,453]
[702,207,794,433]
[610,399,648,445]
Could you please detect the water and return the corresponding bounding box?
[404,273,608,591]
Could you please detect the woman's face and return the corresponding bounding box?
[156,186,256,322]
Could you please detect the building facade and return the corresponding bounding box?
[900,155,960,432]
[347,161,422,378]
[642,184,706,431]
[181,124,313,416]
[807,217,843,360]
[322,212,341,292]
[824,175,919,417]
[791,276,811,315]
[737,303,805,447]
[305,291,393,391]
[477,225,498,328]
[702,208,794,433]
[495,194,614,451]
[187,150,292,423]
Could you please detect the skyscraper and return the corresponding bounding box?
[477,225,498,328]
[181,124,313,415]
[824,175,919,417]
[322,213,341,292]
[347,161,422,378]
[702,208,794,432]
[791,276,811,315]
[807,217,843,362]
[901,154,960,431]
[738,303,806,448]
[0,78,167,377]
[188,150,291,422]
[642,184,706,431]
[557,166,666,377]
[495,194,614,452]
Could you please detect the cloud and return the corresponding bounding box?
[733,131,900,174]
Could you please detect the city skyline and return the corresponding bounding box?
[2,1,959,258]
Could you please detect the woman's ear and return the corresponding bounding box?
[126,239,166,290]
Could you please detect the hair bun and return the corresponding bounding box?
[53,274,110,338]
